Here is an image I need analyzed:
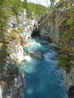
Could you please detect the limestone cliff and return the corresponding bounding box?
[0,10,37,98]
[38,6,74,98]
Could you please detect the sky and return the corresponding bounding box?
[27,0,50,7]
[21,0,59,7]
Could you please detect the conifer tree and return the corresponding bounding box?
[0,0,8,58]
[23,0,29,15]
[50,0,55,8]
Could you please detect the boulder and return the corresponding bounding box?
[49,43,59,49]
[28,49,43,59]
[40,40,49,45]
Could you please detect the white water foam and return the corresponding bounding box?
[25,55,32,61]
[31,42,41,47]
[44,52,57,63]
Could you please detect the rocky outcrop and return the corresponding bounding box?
[8,40,25,64]
[0,9,38,98]
[63,58,74,98]
[0,70,26,98]
[7,10,38,64]
[40,40,49,45]
[49,43,59,49]
[28,49,43,59]
[39,10,59,45]
[20,10,38,40]
[38,7,71,45]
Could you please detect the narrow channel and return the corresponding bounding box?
[18,37,68,98]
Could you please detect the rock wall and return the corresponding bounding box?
[0,70,26,98]
[63,61,74,98]
[39,7,71,45]
[0,10,37,98]
[7,10,38,64]
[39,10,59,45]
[39,6,74,98]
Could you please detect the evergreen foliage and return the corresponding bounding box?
[58,51,71,69]
[27,3,49,17]
[0,0,8,58]
[58,6,74,69]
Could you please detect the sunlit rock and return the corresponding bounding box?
[8,40,25,64]
[28,49,43,59]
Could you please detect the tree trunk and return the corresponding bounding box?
[70,0,73,6]
[0,14,6,59]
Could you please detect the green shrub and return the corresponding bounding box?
[58,51,71,69]
[9,32,16,38]
[6,49,10,57]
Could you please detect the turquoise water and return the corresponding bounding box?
[18,37,68,98]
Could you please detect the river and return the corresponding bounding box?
[18,37,68,98]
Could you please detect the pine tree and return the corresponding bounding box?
[50,0,55,8]
[12,0,21,25]
[23,0,29,15]
[23,0,28,9]
[0,0,8,58]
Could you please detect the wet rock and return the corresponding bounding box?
[40,40,49,45]
[28,49,43,59]
[49,43,59,49]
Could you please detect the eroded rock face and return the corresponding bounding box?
[39,10,59,45]
[21,18,38,40]
[19,11,38,41]
[39,6,74,98]
[8,15,18,28]
[63,61,74,94]
[28,49,43,59]
[8,40,25,64]
[1,10,38,98]
[39,26,50,39]
[7,10,38,64]
[1,70,26,98]
[49,43,59,49]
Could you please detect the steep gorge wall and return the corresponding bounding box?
[39,10,59,45]
[0,10,38,98]
[39,6,74,97]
